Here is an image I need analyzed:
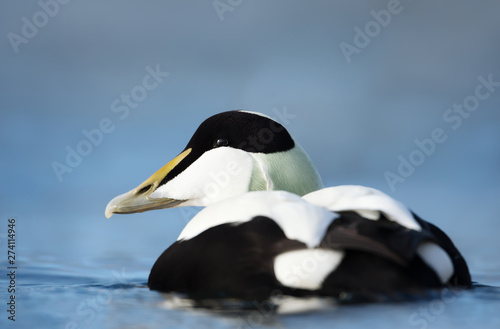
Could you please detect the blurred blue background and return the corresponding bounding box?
[1,1,500,327]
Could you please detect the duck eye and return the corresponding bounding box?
[214,138,229,147]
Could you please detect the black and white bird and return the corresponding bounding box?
[105,110,471,302]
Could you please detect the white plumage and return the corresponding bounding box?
[178,190,337,247]
[303,185,421,231]
[105,110,471,301]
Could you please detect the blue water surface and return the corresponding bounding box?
[2,1,500,328]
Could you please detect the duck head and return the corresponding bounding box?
[105,110,322,218]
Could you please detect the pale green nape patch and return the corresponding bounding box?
[248,145,323,196]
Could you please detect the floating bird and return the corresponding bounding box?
[105,110,471,302]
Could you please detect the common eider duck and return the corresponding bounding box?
[105,110,471,302]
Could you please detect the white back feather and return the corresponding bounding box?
[303,185,421,231]
[177,190,337,247]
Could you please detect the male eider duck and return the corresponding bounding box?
[105,110,471,302]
